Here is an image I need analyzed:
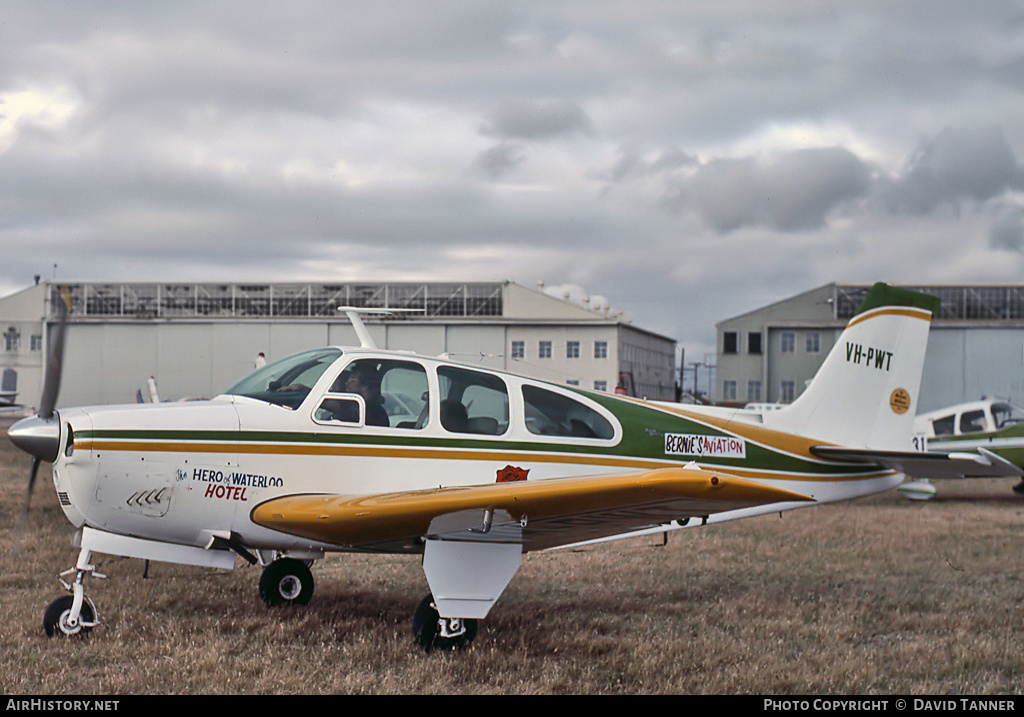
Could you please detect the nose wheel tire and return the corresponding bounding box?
[259,558,314,607]
[43,596,96,638]
[412,594,478,652]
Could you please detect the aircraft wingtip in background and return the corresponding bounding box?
[8,281,1020,650]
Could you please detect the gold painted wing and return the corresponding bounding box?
[250,466,814,552]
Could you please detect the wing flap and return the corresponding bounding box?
[811,445,1024,480]
[250,466,814,552]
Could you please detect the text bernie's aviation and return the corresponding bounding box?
[10,284,1020,650]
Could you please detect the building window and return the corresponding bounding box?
[805,332,820,353]
[748,332,762,354]
[566,379,580,386]
[30,335,43,352]
[539,341,552,359]
[594,380,607,392]
[781,332,795,353]
[723,380,737,401]
[511,341,525,359]
[594,341,608,359]
[566,341,580,359]
[723,332,738,354]
[4,329,19,352]
[747,381,761,403]
[1,368,16,396]
[781,381,795,403]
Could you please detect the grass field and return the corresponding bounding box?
[1,429,1022,695]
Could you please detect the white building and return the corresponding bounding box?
[715,283,1024,413]
[1,280,676,409]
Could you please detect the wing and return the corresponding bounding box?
[250,466,814,552]
[811,445,1024,480]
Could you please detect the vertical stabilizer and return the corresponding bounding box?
[761,283,939,450]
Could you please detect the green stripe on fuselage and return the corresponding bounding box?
[77,398,875,479]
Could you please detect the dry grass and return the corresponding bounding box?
[1,429,1022,695]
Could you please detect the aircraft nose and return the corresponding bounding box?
[8,413,61,463]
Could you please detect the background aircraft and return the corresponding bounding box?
[9,284,1019,650]
[898,398,1024,499]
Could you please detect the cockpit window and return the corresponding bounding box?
[320,358,429,429]
[224,348,342,409]
[993,402,1024,429]
[522,385,615,439]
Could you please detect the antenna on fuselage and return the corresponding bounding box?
[338,307,378,349]
[337,307,424,350]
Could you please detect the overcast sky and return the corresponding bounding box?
[4,2,1024,362]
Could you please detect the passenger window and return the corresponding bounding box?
[522,385,615,439]
[959,410,986,434]
[437,366,508,435]
[932,415,955,435]
[321,358,429,429]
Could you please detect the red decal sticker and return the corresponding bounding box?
[497,465,529,483]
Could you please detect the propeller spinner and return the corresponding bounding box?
[8,294,68,514]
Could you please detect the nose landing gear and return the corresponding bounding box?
[43,595,97,638]
[43,548,102,638]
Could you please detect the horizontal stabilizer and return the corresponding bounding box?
[251,467,814,552]
[811,445,1024,480]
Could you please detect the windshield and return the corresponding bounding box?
[224,348,342,409]
[993,402,1024,429]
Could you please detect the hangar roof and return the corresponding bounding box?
[720,282,1024,328]
[26,280,672,341]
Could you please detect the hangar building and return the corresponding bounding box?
[715,283,1024,413]
[0,280,676,409]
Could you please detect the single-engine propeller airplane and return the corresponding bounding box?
[9,283,1022,650]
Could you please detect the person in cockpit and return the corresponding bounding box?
[341,364,390,427]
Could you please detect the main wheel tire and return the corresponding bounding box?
[259,559,314,607]
[43,596,95,638]
[412,594,478,652]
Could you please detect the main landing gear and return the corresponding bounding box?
[258,557,314,607]
[257,557,478,651]
[412,594,478,652]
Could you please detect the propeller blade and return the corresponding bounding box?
[38,293,68,420]
[17,289,69,519]
[23,457,41,516]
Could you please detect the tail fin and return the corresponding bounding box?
[762,283,940,450]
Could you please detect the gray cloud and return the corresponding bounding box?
[881,126,1024,214]
[479,99,592,141]
[990,207,1024,252]
[472,142,527,180]
[666,146,872,233]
